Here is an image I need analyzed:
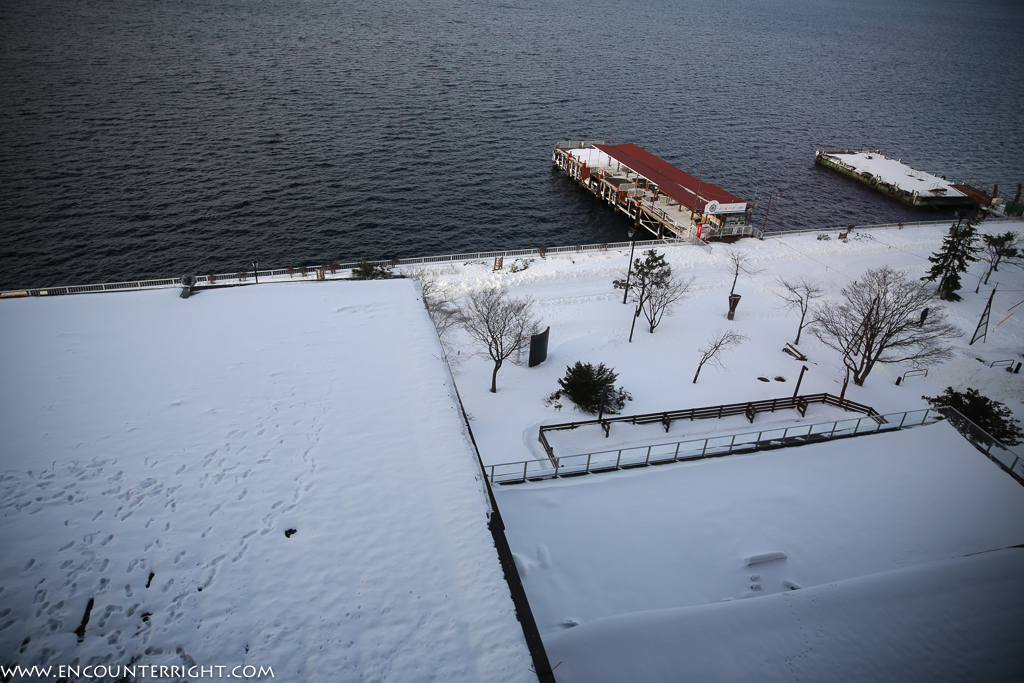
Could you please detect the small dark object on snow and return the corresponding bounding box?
[285,528,297,538]
[141,612,151,622]
[146,572,155,588]
[783,343,808,361]
[774,376,787,382]
[75,597,94,642]
[529,326,550,367]
[180,274,197,299]
[728,293,742,320]
[757,377,770,382]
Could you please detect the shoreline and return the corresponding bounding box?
[4,217,1021,298]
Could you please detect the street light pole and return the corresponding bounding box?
[793,365,809,398]
[597,382,615,423]
[622,227,637,305]
[761,193,779,234]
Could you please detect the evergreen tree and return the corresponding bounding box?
[544,362,631,415]
[351,260,393,279]
[924,387,1023,447]
[921,216,981,301]
[613,249,673,342]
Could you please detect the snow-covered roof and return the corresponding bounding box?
[826,151,968,198]
[497,420,1024,682]
[566,144,746,211]
[595,143,746,210]
[0,281,536,682]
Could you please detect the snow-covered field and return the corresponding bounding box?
[0,281,535,682]
[417,220,1024,681]
[432,222,1023,467]
[2,219,1022,683]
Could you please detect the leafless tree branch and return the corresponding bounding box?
[413,267,466,360]
[460,287,541,393]
[725,249,764,296]
[693,329,748,383]
[773,276,826,345]
[642,274,695,334]
[811,266,962,386]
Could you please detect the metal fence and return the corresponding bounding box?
[2,237,692,298]
[762,216,1022,239]
[936,407,1024,486]
[537,392,881,459]
[489,408,942,484]
[6,216,1019,299]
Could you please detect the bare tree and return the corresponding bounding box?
[413,267,465,357]
[725,250,763,296]
[811,266,962,387]
[773,276,826,345]
[693,329,748,383]
[642,274,695,334]
[975,231,1022,293]
[460,287,541,393]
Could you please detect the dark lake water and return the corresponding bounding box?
[2,0,1022,290]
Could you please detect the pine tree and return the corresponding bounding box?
[924,387,1023,447]
[544,362,631,415]
[921,217,981,301]
[613,249,673,342]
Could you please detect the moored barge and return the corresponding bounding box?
[553,142,758,242]
[814,150,984,208]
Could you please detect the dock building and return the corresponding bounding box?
[553,142,758,242]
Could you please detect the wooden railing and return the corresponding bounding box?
[537,393,882,459]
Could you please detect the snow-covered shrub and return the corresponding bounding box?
[351,261,393,279]
[544,362,632,415]
[508,258,533,273]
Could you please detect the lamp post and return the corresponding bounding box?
[761,193,780,234]
[252,260,259,284]
[793,365,809,398]
[597,382,615,423]
[622,227,637,304]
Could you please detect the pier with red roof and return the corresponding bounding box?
[552,141,757,243]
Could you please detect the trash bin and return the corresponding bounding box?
[728,294,742,321]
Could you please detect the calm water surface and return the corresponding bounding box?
[1,0,1022,289]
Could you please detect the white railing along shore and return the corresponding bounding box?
[3,217,1019,299]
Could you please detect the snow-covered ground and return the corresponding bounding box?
[0,281,535,682]
[413,220,1024,681]
[2,220,1022,682]
[427,222,1023,468]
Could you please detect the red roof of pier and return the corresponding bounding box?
[594,143,745,211]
